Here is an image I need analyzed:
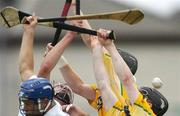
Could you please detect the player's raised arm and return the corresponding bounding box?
[42,43,96,101]
[71,3,123,100]
[18,15,37,81]
[38,30,77,80]
[91,34,118,111]
[97,28,139,104]
[59,57,96,100]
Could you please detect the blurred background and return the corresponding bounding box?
[0,0,180,115]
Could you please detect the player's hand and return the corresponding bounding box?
[62,104,88,116]
[44,43,53,57]
[71,0,76,7]
[70,20,83,28]
[66,20,83,36]
[97,28,113,46]
[90,35,101,49]
[62,104,73,113]
[23,13,38,32]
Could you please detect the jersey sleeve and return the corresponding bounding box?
[87,84,102,110]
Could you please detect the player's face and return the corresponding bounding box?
[54,83,73,104]
[20,98,50,115]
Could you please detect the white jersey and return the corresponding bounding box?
[44,100,69,116]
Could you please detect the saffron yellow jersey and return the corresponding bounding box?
[103,52,124,101]
[88,84,156,116]
[88,84,106,116]
[103,52,133,102]
[106,93,156,116]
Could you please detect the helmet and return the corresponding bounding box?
[139,87,169,116]
[53,82,74,105]
[18,78,54,115]
[117,49,138,75]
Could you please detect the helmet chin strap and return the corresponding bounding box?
[43,100,53,113]
[38,99,42,113]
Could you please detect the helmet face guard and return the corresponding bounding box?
[53,82,74,105]
[19,97,52,115]
[139,87,169,116]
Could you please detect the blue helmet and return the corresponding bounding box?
[19,78,54,100]
[18,78,54,115]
